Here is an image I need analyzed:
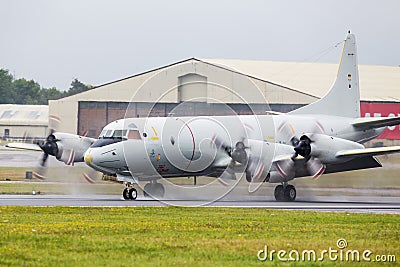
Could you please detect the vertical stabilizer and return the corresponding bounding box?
[290,32,360,118]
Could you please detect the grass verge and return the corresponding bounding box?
[0,207,398,266]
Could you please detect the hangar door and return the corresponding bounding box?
[178,74,207,102]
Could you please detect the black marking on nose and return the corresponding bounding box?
[101,149,116,155]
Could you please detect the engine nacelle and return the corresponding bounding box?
[303,133,364,164]
[52,133,95,165]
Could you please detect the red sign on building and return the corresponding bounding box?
[360,102,400,140]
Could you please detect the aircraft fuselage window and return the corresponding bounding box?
[128,130,141,140]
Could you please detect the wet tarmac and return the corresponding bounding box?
[1,194,399,214]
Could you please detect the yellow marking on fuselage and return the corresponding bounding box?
[151,126,159,140]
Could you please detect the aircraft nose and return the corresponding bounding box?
[84,144,127,169]
[84,152,93,164]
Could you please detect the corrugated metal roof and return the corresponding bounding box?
[0,104,48,125]
[202,59,400,102]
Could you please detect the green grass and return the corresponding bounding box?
[0,167,34,181]
[0,207,398,266]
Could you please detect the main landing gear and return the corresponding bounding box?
[274,183,296,202]
[143,182,165,198]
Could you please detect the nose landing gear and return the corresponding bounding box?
[122,186,137,200]
[122,181,165,200]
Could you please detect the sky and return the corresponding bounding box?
[1,0,399,90]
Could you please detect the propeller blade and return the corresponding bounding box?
[275,159,295,180]
[40,153,49,167]
[65,149,75,166]
[211,135,232,156]
[48,114,61,135]
[33,165,47,180]
[82,172,96,184]
[306,158,326,180]
[245,158,266,182]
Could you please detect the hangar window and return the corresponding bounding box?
[27,111,41,120]
[0,110,17,119]
[88,129,97,137]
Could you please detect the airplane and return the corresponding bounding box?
[7,32,400,201]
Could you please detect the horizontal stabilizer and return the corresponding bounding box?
[336,146,400,159]
[352,116,400,130]
[5,142,42,151]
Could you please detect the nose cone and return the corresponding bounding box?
[84,152,93,164]
[84,142,127,171]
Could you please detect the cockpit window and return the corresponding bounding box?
[98,129,131,140]
[99,129,107,138]
[128,130,141,140]
[113,130,127,138]
[104,130,113,138]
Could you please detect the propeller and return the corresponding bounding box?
[276,120,326,180]
[32,115,87,180]
[38,134,59,167]
[212,135,268,183]
[212,135,248,180]
[276,134,326,180]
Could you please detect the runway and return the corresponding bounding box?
[1,194,399,213]
[1,146,400,213]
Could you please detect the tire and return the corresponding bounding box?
[128,188,137,200]
[284,185,296,202]
[150,183,164,198]
[274,185,284,201]
[143,183,151,198]
[154,183,165,198]
[122,188,129,200]
[144,183,165,198]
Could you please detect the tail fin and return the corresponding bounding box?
[290,32,360,118]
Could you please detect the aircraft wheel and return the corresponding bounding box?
[143,183,165,198]
[122,188,130,200]
[274,185,284,201]
[284,185,296,202]
[153,183,165,198]
[128,188,137,200]
[143,183,151,198]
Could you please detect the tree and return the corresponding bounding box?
[13,78,41,104]
[0,69,15,104]
[39,87,66,105]
[66,78,92,96]
[0,69,92,104]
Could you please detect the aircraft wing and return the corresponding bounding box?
[352,116,400,130]
[336,146,400,159]
[5,142,42,151]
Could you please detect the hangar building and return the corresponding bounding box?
[49,58,400,140]
[0,104,48,140]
